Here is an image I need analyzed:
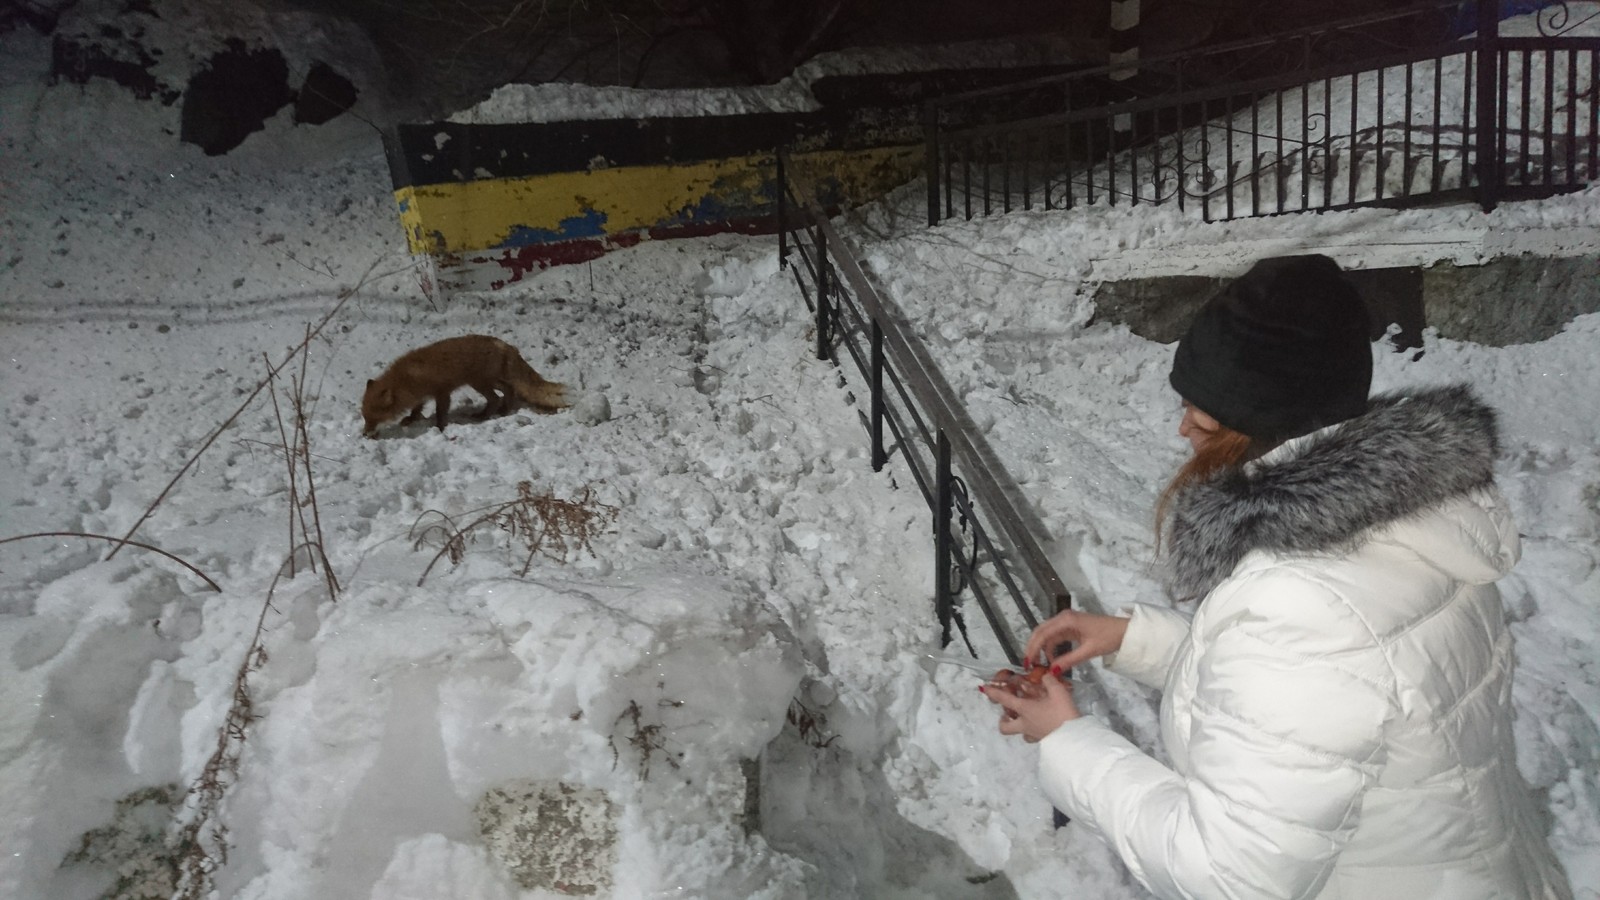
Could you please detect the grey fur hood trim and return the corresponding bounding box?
[1164,384,1501,601]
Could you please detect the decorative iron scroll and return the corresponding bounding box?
[1538,3,1598,37]
[945,474,979,655]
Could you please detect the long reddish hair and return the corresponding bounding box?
[1154,424,1256,551]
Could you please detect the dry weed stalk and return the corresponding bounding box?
[108,256,396,559]
[410,482,619,585]
[608,699,683,781]
[786,699,837,749]
[171,341,343,898]
[170,631,265,899]
[263,325,341,601]
[169,540,333,897]
[0,532,220,592]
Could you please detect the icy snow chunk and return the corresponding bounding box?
[695,252,779,298]
[123,660,192,779]
[569,390,611,426]
[368,833,516,900]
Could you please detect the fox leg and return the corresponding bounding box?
[468,379,507,419]
[470,391,506,420]
[431,392,452,430]
[399,402,427,426]
[488,381,516,415]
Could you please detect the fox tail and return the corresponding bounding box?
[513,373,569,411]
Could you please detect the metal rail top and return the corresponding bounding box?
[924,0,1486,111]
[780,162,1075,612]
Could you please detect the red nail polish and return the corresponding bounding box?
[977,685,986,693]
[1050,665,1062,676]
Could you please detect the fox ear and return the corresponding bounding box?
[366,378,374,388]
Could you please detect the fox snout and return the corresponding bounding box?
[360,407,383,438]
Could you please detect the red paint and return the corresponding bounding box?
[452,216,785,290]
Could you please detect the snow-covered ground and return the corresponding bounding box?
[2,5,1597,899]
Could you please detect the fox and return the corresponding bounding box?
[361,334,568,437]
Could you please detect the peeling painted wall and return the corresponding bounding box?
[380,67,1097,295]
[382,105,927,293]
[393,146,918,256]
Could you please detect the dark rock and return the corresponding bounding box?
[294,61,358,125]
[179,39,293,155]
[51,31,179,104]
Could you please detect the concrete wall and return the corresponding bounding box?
[1091,255,1600,349]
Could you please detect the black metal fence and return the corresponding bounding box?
[926,0,1600,225]
[776,152,1073,665]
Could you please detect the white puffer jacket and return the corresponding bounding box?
[1037,386,1573,900]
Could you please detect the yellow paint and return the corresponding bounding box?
[393,145,924,255]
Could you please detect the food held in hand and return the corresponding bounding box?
[988,664,1048,700]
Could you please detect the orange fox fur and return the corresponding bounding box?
[362,335,568,436]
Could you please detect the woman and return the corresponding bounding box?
[983,255,1572,899]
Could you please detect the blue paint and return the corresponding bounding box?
[491,172,788,248]
[497,207,609,247]
[676,175,778,224]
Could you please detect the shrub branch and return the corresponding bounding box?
[410,482,619,585]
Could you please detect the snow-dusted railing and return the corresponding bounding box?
[776,151,1074,665]
[926,0,1600,224]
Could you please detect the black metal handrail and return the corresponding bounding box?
[925,0,1481,121]
[927,0,1600,225]
[777,151,1075,665]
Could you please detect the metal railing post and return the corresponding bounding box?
[815,221,831,360]
[934,431,955,646]
[870,320,887,471]
[1475,0,1502,211]
[925,102,941,227]
[776,148,789,268]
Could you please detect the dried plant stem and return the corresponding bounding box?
[609,699,682,781]
[0,531,222,592]
[262,328,341,600]
[291,330,338,600]
[170,549,293,899]
[410,482,618,585]
[172,330,345,896]
[264,353,301,575]
[108,256,388,560]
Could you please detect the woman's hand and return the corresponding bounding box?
[982,669,1081,742]
[1024,609,1131,672]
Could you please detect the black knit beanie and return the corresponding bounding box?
[1169,254,1373,445]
